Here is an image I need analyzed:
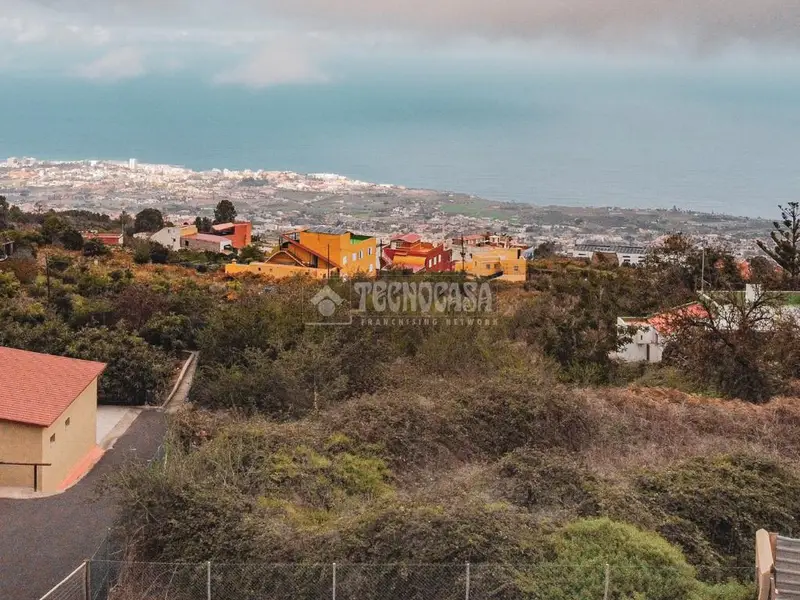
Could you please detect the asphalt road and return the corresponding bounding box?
[0,410,167,600]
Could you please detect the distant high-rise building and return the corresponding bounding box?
[128,158,138,170]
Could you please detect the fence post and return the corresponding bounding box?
[206,561,212,600]
[603,564,610,600]
[332,562,337,600]
[465,562,471,600]
[84,559,91,600]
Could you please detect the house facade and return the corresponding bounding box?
[613,303,707,363]
[225,227,378,279]
[211,222,252,250]
[455,246,527,282]
[0,347,105,492]
[382,234,453,273]
[182,233,233,254]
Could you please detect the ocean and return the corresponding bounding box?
[1,63,799,218]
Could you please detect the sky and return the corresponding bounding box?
[2,0,800,86]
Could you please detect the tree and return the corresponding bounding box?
[757,202,800,289]
[83,238,110,257]
[60,228,84,251]
[194,217,213,233]
[134,208,164,233]
[133,242,151,265]
[665,287,784,402]
[0,196,8,230]
[213,200,237,224]
[149,242,171,264]
[66,327,173,405]
[40,213,67,244]
[533,241,557,259]
[238,244,265,263]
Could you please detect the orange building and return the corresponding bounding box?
[211,222,252,250]
[382,234,453,273]
[225,227,378,279]
[455,246,528,282]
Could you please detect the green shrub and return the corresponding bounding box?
[140,313,194,353]
[635,453,800,578]
[0,270,20,298]
[495,448,601,516]
[521,518,697,600]
[67,326,173,405]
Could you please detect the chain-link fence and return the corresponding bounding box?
[39,564,88,600]
[42,560,755,600]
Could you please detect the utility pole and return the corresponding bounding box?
[701,247,706,293]
[45,253,51,306]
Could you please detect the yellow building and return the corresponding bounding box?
[457,247,527,282]
[226,227,378,279]
[0,347,106,493]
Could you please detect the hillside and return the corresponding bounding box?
[3,203,800,599]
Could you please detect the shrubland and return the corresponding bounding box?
[5,199,800,599]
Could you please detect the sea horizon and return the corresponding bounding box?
[2,65,799,219]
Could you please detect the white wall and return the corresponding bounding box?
[150,227,182,251]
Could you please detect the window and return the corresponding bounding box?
[358,250,363,259]
[50,434,56,444]
[352,252,357,261]
[368,264,374,272]
[65,417,71,428]
[368,247,373,255]
[343,255,348,265]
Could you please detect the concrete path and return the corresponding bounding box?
[0,410,166,600]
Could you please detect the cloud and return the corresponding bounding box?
[213,41,328,87]
[73,46,146,80]
[14,0,800,49]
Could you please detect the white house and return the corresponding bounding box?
[149,227,183,251]
[572,244,648,266]
[613,303,707,363]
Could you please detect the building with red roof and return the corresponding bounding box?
[0,347,106,492]
[181,233,234,254]
[382,234,453,273]
[613,302,708,363]
[210,222,252,250]
[82,232,123,246]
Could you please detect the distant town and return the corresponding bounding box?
[0,157,772,258]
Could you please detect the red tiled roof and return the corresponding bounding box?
[82,232,123,245]
[211,223,235,231]
[391,233,421,243]
[647,302,708,335]
[0,347,106,427]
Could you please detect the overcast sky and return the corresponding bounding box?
[3,0,800,85]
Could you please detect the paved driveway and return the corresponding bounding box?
[0,411,166,600]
